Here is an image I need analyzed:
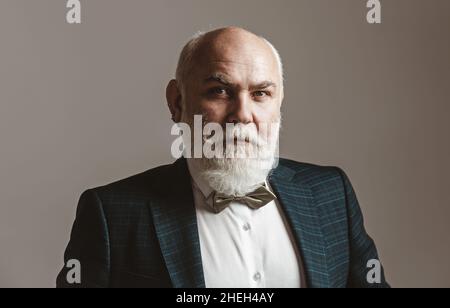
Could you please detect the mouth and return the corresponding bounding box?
[225,137,254,146]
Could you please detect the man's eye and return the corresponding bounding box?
[209,88,228,96]
[253,91,269,98]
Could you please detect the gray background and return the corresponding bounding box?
[0,0,449,288]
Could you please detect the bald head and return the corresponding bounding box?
[175,27,284,96]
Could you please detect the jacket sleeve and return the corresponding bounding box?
[336,168,390,288]
[56,189,111,288]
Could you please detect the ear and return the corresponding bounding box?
[166,79,183,123]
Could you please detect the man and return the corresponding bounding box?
[57,27,388,288]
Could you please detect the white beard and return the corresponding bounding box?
[188,121,280,197]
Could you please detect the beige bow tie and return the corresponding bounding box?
[211,184,277,214]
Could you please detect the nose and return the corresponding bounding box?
[227,92,253,124]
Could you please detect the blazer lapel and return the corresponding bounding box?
[149,158,205,288]
[269,163,330,288]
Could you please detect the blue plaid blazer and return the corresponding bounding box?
[57,158,389,288]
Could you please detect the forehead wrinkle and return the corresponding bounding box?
[208,60,273,69]
[194,39,278,72]
[204,60,278,81]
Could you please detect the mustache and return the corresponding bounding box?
[202,124,273,148]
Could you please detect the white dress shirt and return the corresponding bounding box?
[187,160,303,288]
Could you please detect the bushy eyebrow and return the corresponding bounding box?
[251,81,277,90]
[203,73,277,90]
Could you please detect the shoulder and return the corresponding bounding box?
[277,158,355,227]
[276,158,352,205]
[79,161,179,218]
[277,157,346,185]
